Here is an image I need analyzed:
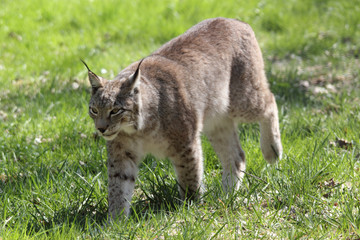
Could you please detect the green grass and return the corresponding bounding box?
[1,0,360,239]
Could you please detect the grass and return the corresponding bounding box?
[1,0,360,239]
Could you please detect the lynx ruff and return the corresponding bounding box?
[84,18,282,219]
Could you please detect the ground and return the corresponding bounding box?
[0,0,360,239]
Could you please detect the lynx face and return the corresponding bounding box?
[84,60,142,140]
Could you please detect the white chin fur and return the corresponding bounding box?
[102,133,118,141]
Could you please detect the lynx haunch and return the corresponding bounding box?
[83,17,282,219]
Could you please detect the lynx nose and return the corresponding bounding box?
[97,127,106,133]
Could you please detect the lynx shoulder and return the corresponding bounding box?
[84,17,282,218]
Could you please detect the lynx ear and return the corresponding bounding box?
[81,59,103,93]
[123,58,144,91]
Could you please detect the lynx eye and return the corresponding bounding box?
[89,107,98,115]
[110,108,124,116]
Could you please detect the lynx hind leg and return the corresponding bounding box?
[259,93,283,163]
[205,119,246,193]
[172,136,204,201]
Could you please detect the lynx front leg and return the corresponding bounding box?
[106,141,141,219]
[205,119,246,193]
[172,136,204,201]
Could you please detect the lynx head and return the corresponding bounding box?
[82,59,144,141]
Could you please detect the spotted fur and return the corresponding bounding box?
[85,18,282,219]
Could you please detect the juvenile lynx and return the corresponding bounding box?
[84,18,282,218]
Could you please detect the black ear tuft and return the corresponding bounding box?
[80,59,103,93]
[125,58,145,91]
[80,59,91,71]
[133,58,145,81]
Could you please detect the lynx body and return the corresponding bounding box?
[85,18,282,218]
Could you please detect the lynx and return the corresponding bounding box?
[83,17,282,219]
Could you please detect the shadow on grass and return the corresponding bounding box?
[267,67,309,107]
[0,136,109,235]
[132,160,183,218]
[23,174,108,234]
[27,201,108,233]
